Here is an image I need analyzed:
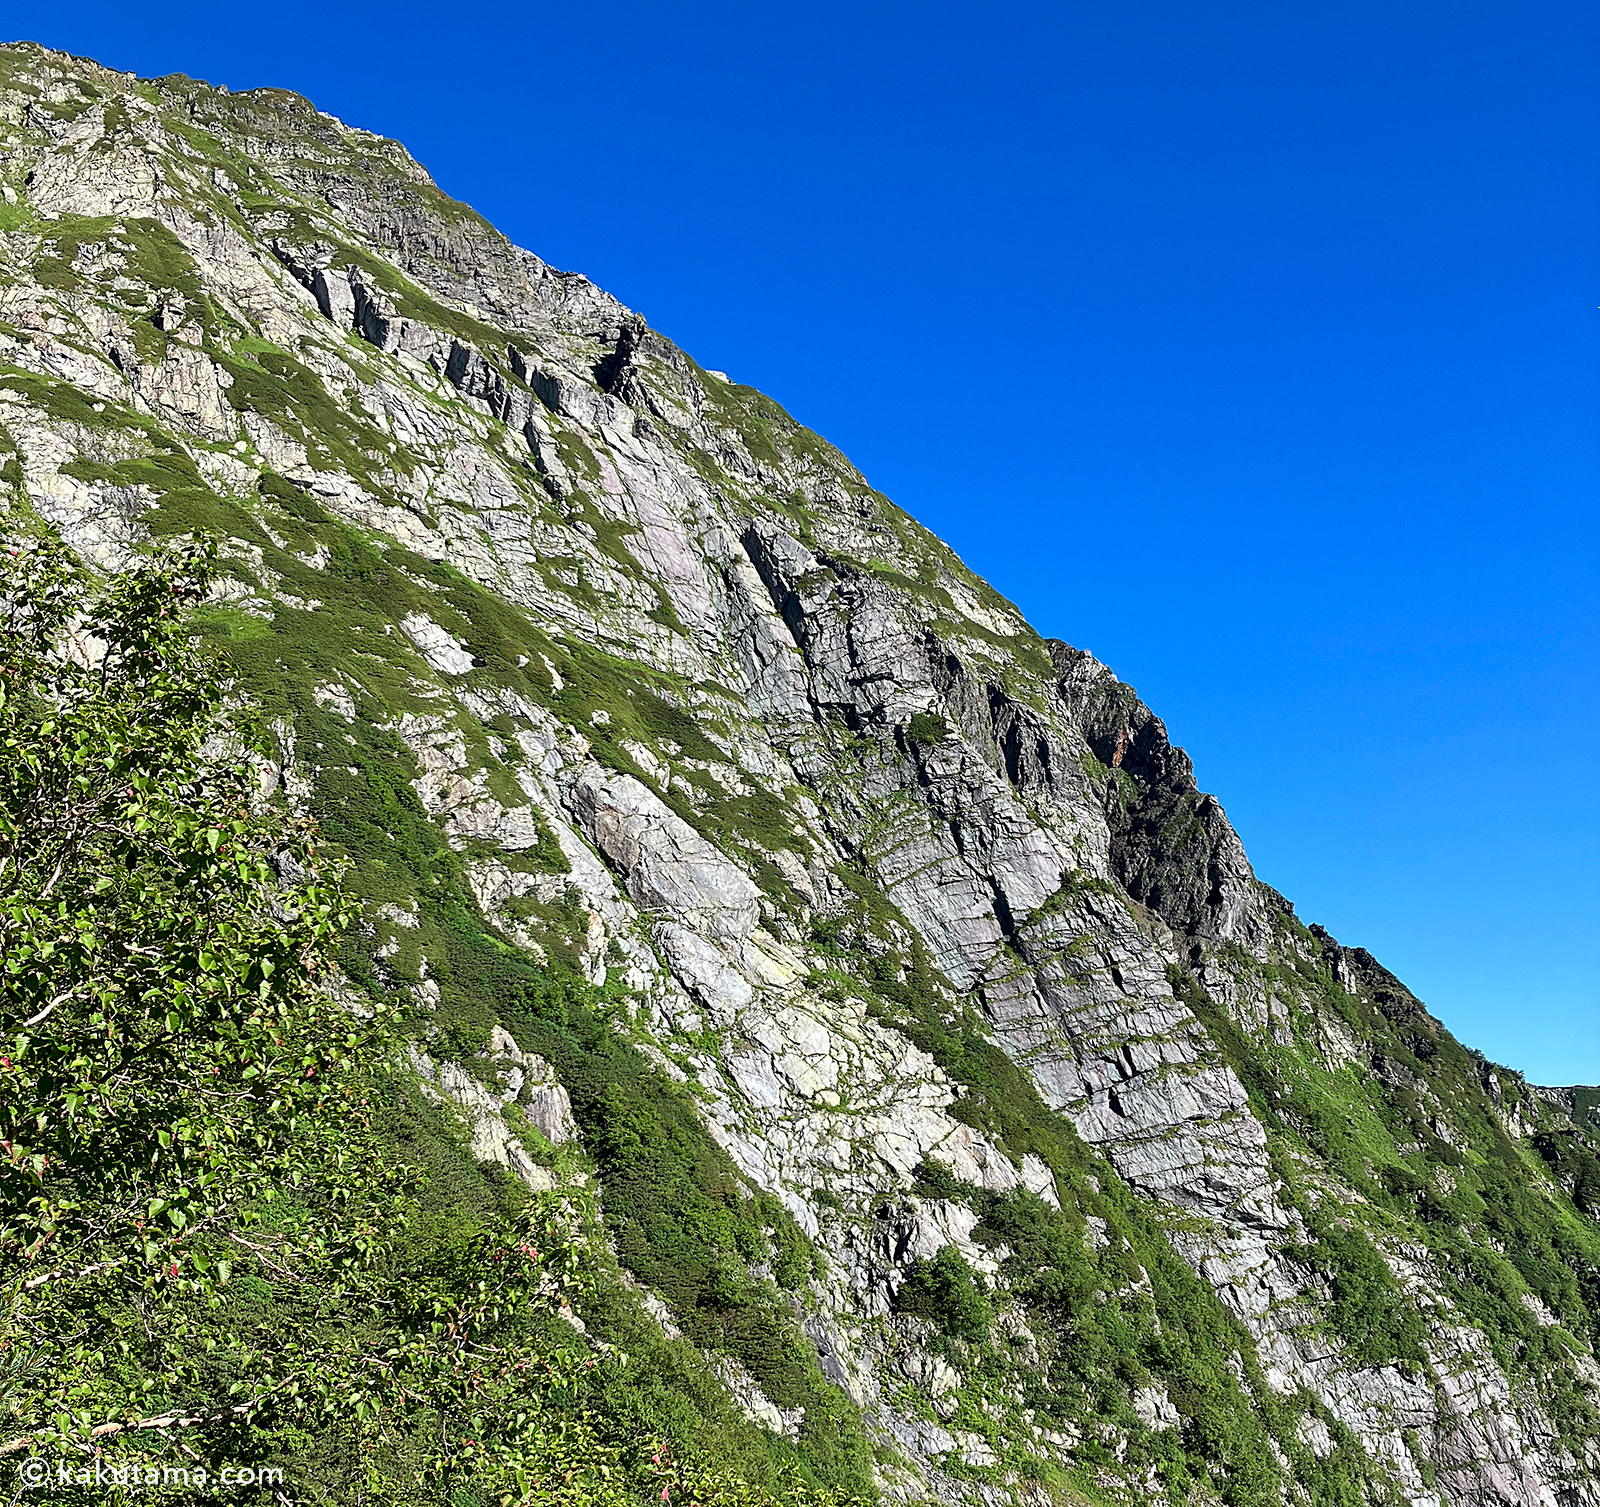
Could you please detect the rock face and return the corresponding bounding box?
[4,41,1600,1506]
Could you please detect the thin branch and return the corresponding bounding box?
[21,1254,130,1292]
[0,1376,300,1455]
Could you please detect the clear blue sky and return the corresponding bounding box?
[12,2,1598,1081]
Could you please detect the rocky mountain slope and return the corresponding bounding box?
[3,39,1599,1507]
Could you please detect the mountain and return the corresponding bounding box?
[3,38,1599,1507]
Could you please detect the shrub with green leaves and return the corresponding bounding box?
[0,528,362,1290]
[894,1245,992,1344]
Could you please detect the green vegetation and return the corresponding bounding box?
[144,491,880,1493]
[0,366,164,436]
[894,1247,992,1343]
[291,708,875,1491]
[217,343,412,485]
[1023,868,1119,928]
[9,43,1600,1501]
[1302,1222,1425,1370]
[0,524,866,1505]
[807,868,1401,1506]
[1169,949,1600,1444]
[32,215,206,309]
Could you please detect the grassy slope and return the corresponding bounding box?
[5,43,1600,1503]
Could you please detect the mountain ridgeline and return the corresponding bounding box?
[3,40,1599,1507]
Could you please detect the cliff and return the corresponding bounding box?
[2,40,1597,1506]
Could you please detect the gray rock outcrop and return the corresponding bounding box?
[1,41,1595,1507]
